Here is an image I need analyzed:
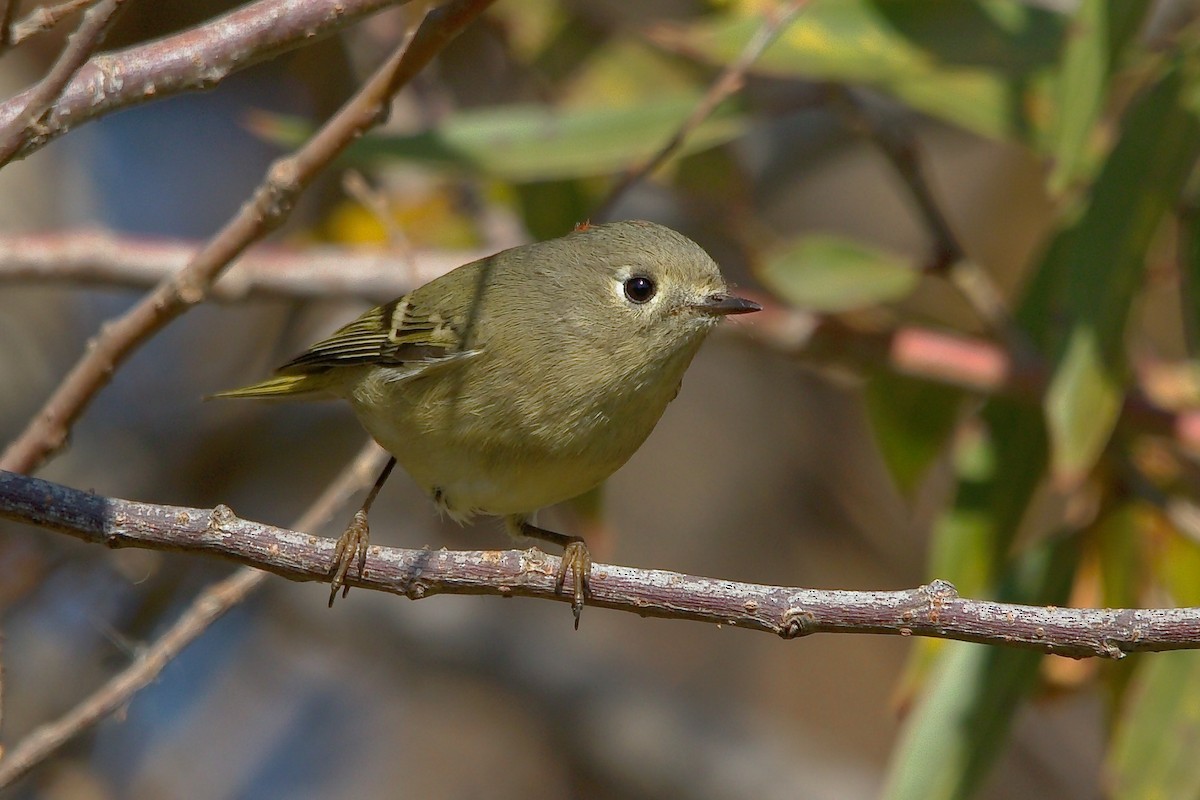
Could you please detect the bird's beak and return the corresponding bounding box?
[692,292,762,316]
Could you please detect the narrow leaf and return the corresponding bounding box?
[758,235,919,312]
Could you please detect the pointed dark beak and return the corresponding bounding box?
[692,292,762,316]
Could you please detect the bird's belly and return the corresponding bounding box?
[350,392,628,520]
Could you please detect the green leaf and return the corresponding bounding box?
[758,235,919,312]
[254,97,748,183]
[1035,61,1200,482]
[1047,0,1153,193]
[888,396,1057,795]
[1094,502,1143,610]
[653,0,1064,141]
[1045,326,1123,482]
[1109,651,1200,799]
[883,535,1079,800]
[864,372,964,495]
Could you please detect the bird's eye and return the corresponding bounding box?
[623,275,656,304]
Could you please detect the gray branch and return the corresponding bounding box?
[2,469,1197,659]
[0,0,408,161]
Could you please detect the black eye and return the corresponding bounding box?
[623,275,656,304]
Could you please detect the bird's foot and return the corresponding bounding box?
[329,509,370,606]
[556,538,592,630]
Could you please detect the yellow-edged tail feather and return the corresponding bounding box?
[209,373,334,400]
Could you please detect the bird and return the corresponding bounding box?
[214,219,760,624]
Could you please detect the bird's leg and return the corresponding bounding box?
[508,515,592,628]
[329,456,397,606]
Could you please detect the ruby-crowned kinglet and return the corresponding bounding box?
[216,219,760,623]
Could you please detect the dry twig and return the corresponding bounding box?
[9,0,95,48]
[0,441,389,789]
[591,0,806,220]
[0,0,410,161]
[831,88,1032,359]
[0,230,486,301]
[2,469,1199,660]
[0,0,496,474]
[0,0,128,167]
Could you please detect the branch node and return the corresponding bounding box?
[207,504,238,535]
[780,607,816,639]
[1101,638,1127,660]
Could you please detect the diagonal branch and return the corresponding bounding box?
[0,0,495,475]
[0,0,128,167]
[0,441,389,789]
[3,469,1200,660]
[0,0,410,162]
[591,0,806,221]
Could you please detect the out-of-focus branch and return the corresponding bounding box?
[0,0,495,475]
[832,88,1030,359]
[750,307,1200,451]
[9,1,95,48]
[0,0,410,162]
[0,230,488,301]
[592,0,806,220]
[0,440,389,789]
[3,469,1199,660]
[0,0,128,167]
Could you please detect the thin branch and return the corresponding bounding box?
[0,0,495,475]
[745,306,1200,453]
[591,0,806,221]
[9,0,96,48]
[0,0,128,167]
[0,440,389,789]
[0,0,410,162]
[831,88,1034,360]
[1,469,1198,660]
[0,230,488,301]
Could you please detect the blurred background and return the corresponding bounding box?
[3,0,1200,797]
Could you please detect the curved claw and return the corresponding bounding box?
[555,540,592,630]
[329,509,370,606]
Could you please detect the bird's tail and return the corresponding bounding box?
[208,372,334,400]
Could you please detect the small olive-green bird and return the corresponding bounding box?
[216,219,760,623]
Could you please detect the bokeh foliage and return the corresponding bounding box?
[11,0,1200,796]
[298,1,1200,796]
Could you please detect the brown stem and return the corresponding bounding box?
[0,0,128,167]
[0,0,409,162]
[8,0,96,48]
[2,469,1197,660]
[0,230,486,301]
[591,0,806,221]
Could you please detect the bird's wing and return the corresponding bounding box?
[278,294,468,374]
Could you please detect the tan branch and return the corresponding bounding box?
[592,0,806,220]
[0,0,128,167]
[0,0,409,161]
[0,0,495,474]
[0,441,390,789]
[0,230,489,301]
[9,0,95,48]
[2,469,1198,659]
